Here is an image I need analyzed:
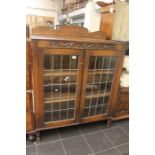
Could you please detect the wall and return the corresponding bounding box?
[26,0,63,24]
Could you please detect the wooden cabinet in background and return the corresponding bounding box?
[100,5,115,40]
[28,26,127,140]
[100,13,115,40]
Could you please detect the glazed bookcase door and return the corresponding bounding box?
[80,50,124,123]
[34,49,83,128]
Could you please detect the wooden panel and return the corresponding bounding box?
[26,112,34,132]
[44,49,83,55]
[107,53,125,116]
[26,92,32,111]
[26,41,32,64]
[112,87,129,119]
[33,46,44,128]
[31,25,106,41]
[81,114,108,123]
[26,33,34,133]
[26,41,32,90]
[26,64,32,90]
[44,120,76,129]
[26,64,30,90]
[88,50,123,56]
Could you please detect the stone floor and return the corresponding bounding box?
[26,119,129,155]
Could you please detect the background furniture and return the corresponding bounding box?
[26,15,55,33]
[99,1,129,41]
[26,26,127,140]
[99,3,116,40]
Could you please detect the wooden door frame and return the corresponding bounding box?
[107,51,125,117]
[79,49,125,123]
[33,46,84,129]
[33,41,44,128]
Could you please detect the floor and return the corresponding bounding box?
[26,119,129,155]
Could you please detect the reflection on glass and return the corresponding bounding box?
[43,55,79,123]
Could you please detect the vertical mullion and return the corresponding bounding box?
[88,56,97,117]
[51,55,53,121]
[59,55,63,120]
[67,56,71,119]
[94,57,105,115]
[106,57,117,113]
[74,56,79,119]
[100,56,112,114]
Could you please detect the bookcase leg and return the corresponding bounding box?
[36,131,40,142]
[107,118,112,128]
[27,133,35,142]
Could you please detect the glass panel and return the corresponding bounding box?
[53,103,60,111]
[44,75,77,85]
[83,56,117,118]
[68,109,74,119]
[69,100,75,108]
[71,55,79,69]
[62,56,70,69]
[87,73,114,83]
[96,107,102,115]
[90,107,95,116]
[44,104,51,111]
[60,110,67,120]
[52,111,60,121]
[100,105,108,114]
[43,54,79,123]
[85,99,91,107]
[61,102,68,110]
[83,108,89,118]
[44,112,51,122]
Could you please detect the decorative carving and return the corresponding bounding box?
[48,40,121,50]
[112,87,129,117]
[112,109,129,117]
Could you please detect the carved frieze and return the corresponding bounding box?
[46,40,124,50]
[112,109,129,117]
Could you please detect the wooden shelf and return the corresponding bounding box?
[44,90,110,104]
[88,69,114,75]
[44,92,76,104]
[44,69,114,77]
[86,91,110,99]
[44,83,76,87]
[44,70,78,76]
